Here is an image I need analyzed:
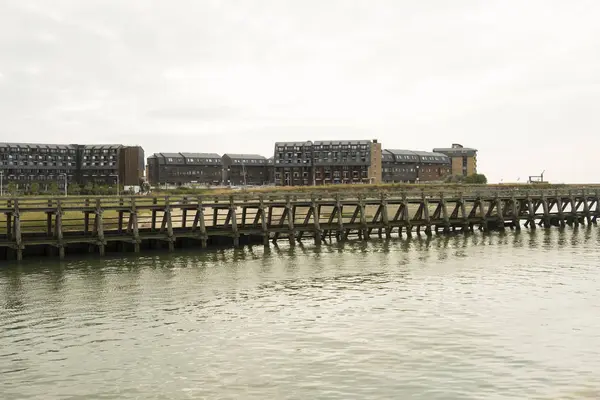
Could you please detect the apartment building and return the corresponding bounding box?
[432,143,478,177]
[273,139,382,186]
[146,152,223,186]
[382,149,420,183]
[222,154,269,186]
[382,149,450,183]
[413,151,452,182]
[273,141,313,186]
[0,142,144,191]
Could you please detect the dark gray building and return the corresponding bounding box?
[0,142,144,192]
[312,140,376,185]
[382,149,420,183]
[222,154,269,186]
[147,152,223,187]
[273,141,313,186]
[382,149,451,183]
[412,151,451,182]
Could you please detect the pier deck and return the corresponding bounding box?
[1,187,599,261]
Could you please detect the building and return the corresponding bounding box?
[432,144,478,177]
[382,149,420,183]
[266,157,275,185]
[222,154,269,186]
[381,150,450,183]
[273,139,382,186]
[0,142,144,192]
[118,146,145,186]
[312,140,381,185]
[412,151,451,182]
[273,141,313,186]
[146,152,223,187]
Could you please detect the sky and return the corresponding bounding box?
[1,0,599,183]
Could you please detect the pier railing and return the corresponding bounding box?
[1,187,599,261]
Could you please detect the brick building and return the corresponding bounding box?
[432,144,478,177]
[222,154,269,186]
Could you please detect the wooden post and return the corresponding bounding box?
[45,199,52,237]
[402,193,412,236]
[459,193,469,232]
[118,198,124,233]
[55,199,65,260]
[476,195,488,232]
[285,195,295,246]
[311,195,321,246]
[526,194,536,230]
[422,193,432,236]
[84,198,90,234]
[230,196,240,247]
[335,194,344,242]
[555,191,565,228]
[13,200,23,261]
[95,199,105,256]
[165,197,175,251]
[495,195,505,230]
[510,193,520,230]
[569,192,578,227]
[131,198,140,253]
[260,196,269,246]
[541,194,550,228]
[181,197,188,228]
[592,189,600,224]
[381,193,391,239]
[581,190,592,225]
[193,197,208,248]
[359,196,368,240]
[440,193,450,233]
[151,197,158,232]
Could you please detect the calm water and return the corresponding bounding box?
[2,229,600,399]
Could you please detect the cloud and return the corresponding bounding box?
[0,0,600,183]
[146,106,241,121]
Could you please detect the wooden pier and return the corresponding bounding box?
[1,187,599,261]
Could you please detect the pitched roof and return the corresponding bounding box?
[224,153,267,161]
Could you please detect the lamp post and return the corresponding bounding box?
[58,174,68,196]
[0,171,3,197]
[110,174,120,196]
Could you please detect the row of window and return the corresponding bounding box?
[0,148,76,154]
[232,159,264,164]
[1,161,76,167]
[165,158,219,163]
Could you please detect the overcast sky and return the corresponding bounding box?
[1,0,599,183]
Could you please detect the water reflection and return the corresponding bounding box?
[1,227,600,399]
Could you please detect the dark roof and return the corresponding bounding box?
[82,144,122,150]
[180,152,221,159]
[385,149,418,156]
[158,152,184,158]
[274,141,313,147]
[313,140,371,145]
[0,142,74,150]
[224,153,267,161]
[433,144,477,156]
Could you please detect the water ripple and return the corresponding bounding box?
[1,229,600,399]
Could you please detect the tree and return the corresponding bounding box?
[7,182,17,196]
[464,173,488,184]
[49,182,60,195]
[83,181,94,195]
[30,182,40,196]
[69,183,81,196]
